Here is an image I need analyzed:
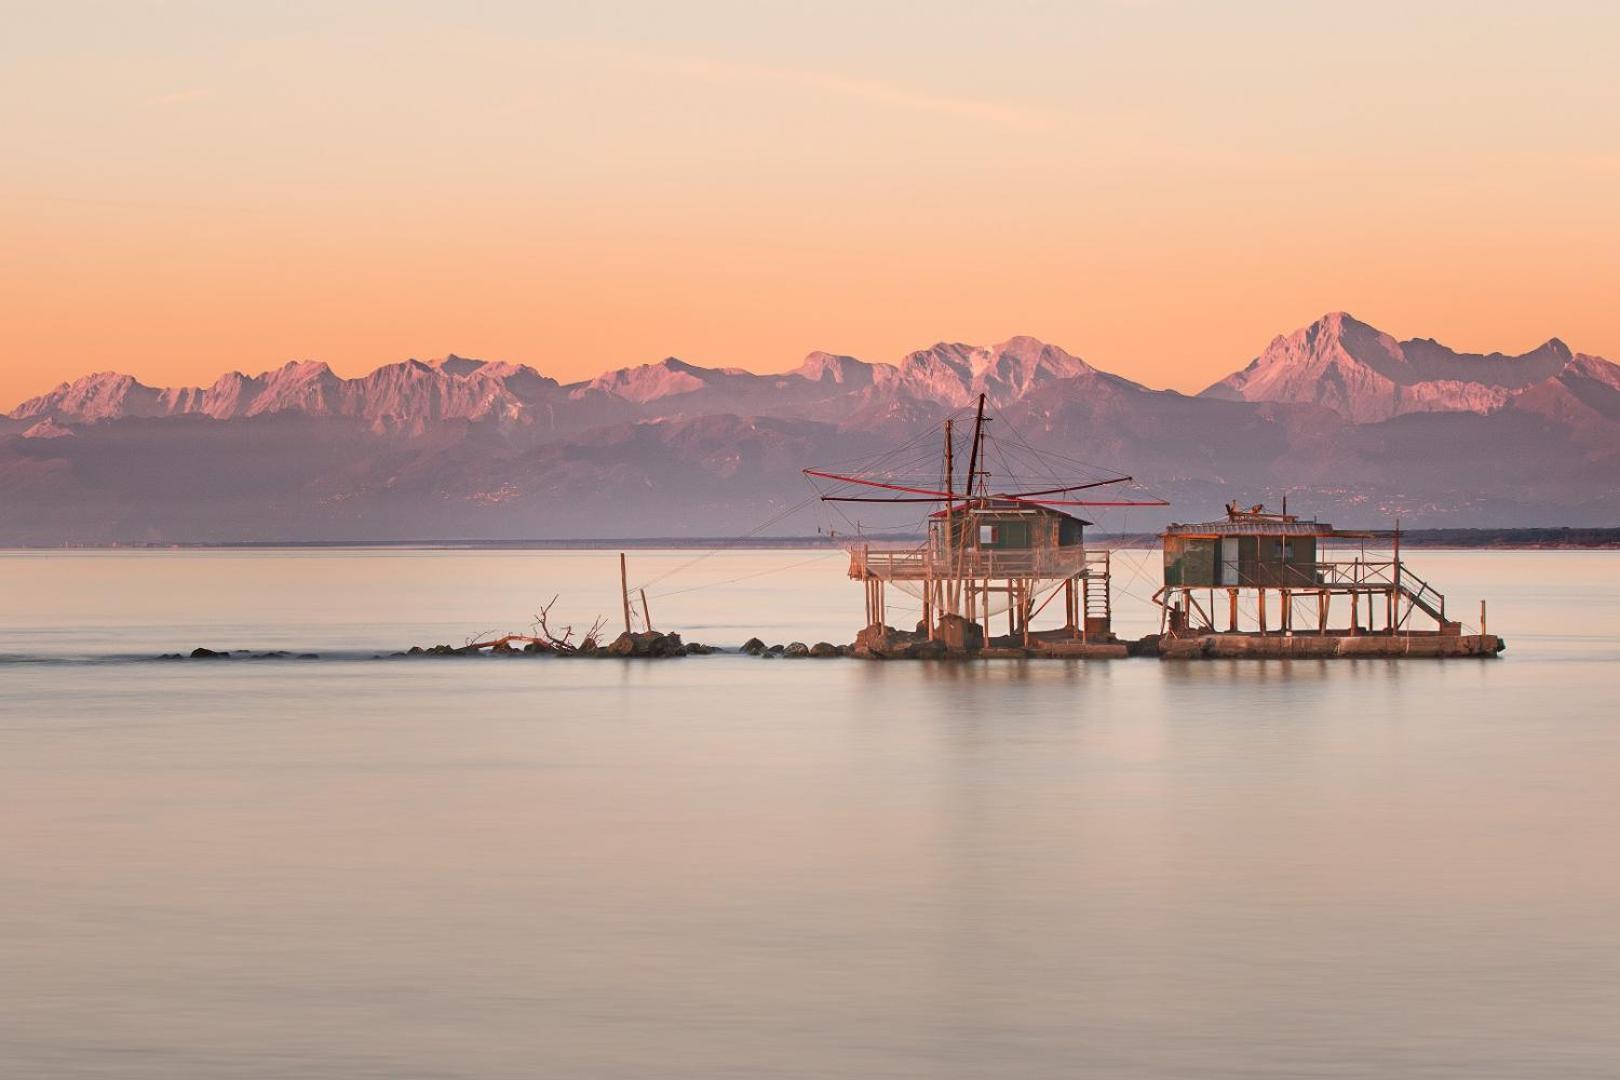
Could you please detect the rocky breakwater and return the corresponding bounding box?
[407,630,717,658]
[845,615,987,659]
[740,638,850,658]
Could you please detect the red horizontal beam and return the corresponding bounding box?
[802,469,954,499]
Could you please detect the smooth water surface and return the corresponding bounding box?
[2,548,1618,1078]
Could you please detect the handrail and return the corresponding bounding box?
[849,544,1100,580]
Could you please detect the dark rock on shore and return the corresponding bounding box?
[1126,635,1161,658]
[603,630,686,657]
[783,642,810,658]
[809,642,839,657]
[741,637,767,655]
[853,622,971,659]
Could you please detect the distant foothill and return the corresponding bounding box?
[2,312,1616,543]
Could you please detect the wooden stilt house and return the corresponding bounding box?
[805,395,1166,653]
[1155,502,1458,637]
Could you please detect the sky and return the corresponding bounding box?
[3,0,1617,408]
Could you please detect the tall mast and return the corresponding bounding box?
[964,393,987,500]
[943,419,955,616]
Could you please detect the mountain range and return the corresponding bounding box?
[3,313,1617,543]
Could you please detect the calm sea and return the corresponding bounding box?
[2,548,1617,1079]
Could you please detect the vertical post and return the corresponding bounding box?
[983,577,992,643]
[640,588,653,632]
[1258,589,1268,635]
[925,560,935,640]
[965,393,987,499]
[1318,591,1328,633]
[1349,590,1359,635]
[619,552,632,636]
[1228,588,1239,633]
[942,419,955,616]
[1393,517,1401,595]
[1021,580,1031,648]
[1480,599,1487,636]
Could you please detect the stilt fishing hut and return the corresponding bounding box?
[1153,502,1504,657]
[805,395,1167,656]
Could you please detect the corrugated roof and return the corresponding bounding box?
[1164,518,1337,537]
[929,498,1091,525]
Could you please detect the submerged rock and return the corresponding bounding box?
[902,639,949,659]
[783,642,810,658]
[190,647,230,659]
[741,637,767,656]
[808,642,839,658]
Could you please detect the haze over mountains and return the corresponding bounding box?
[4,314,1617,543]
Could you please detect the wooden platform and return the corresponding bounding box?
[1159,632,1504,659]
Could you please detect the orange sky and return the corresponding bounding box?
[3,2,1617,408]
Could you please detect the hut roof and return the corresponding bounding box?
[1163,517,1338,538]
[930,497,1091,526]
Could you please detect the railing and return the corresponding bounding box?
[1193,556,1448,623]
[1315,559,1398,587]
[848,544,1100,581]
[1396,565,1446,621]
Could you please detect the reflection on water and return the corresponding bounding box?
[1,549,1618,1078]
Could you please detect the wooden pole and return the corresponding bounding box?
[619,552,632,636]
[640,588,653,632]
[1021,579,1031,647]
[943,419,955,616]
[965,393,987,499]
[1480,599,1487,636]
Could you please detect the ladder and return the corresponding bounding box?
[1082,550,1112,628]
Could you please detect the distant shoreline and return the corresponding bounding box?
[10,528,1620,551]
